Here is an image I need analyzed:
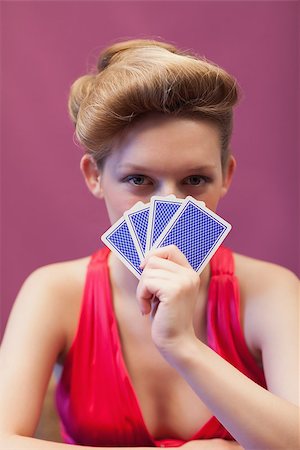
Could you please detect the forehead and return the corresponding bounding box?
[110,114,221,166]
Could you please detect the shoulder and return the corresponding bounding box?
[233,252,299,305]
[233,252,299,295]
[233,252,299,352]
[23,255,91,293]
[23,254,91,321]
[15,255,92,319]
[4,256,91,359]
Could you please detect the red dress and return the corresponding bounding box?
[55,246,267,446]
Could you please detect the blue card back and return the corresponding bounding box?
[101,218,142,278]
[154,199,231,273]
[147,198,182,251]
[126,205,150,257]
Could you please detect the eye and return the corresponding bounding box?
[183,175,210,186]
[124,175,152,186]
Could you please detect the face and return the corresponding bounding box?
[83,114,235,224]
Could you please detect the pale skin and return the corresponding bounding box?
[0,115,299,450]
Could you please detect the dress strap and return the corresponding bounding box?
[209,246,234,277]
[89,246,110,267]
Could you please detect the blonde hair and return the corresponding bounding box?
[69,39,239,167]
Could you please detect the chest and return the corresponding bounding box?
[113,291,213,440]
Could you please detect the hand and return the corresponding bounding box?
[137,245,201,357]
[181,439,244,449]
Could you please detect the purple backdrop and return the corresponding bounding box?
[1,1,299,339]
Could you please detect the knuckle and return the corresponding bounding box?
[184,270,200,289]
[145,255,157,268]
[170,244,180,255]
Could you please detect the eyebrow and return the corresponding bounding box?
[118,163,217,172]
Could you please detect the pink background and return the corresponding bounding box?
[1,1,299,339]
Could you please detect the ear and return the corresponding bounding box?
[80,154,104,199]
[220,155,236,198]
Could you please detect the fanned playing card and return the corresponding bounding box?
[101,195,231,278]
[101,215,143,279]
[124,202,150,260]
[152,196,231,273]
[145,195,183,254]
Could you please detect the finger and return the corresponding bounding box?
[136,283,152,315]
[136,269,171,314]
[150,296,160,321]
[141,254,190,274]
[141,245,191,269]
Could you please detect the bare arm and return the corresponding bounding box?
[1,436,243,450]
[137,246,300,450]
[170,338,298,450]
[1,435,148,450]
[1,436,244,450]
[182,440,243,450]
[0,264,91,450]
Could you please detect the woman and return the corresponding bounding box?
[0,39,298,450]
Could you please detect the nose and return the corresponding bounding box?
[155,181,184,199]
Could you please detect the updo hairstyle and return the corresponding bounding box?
[69,39,239,168]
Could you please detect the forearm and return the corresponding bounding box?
[166,339,299,450]
[182,439,244,449]
[0,434,153,450]
[0,435,244,450]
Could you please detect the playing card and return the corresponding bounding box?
[145,195,183,254]
[146,196,205,254]
[101,215,142,279]
[124,202,150,260]
[152,196,231,273]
